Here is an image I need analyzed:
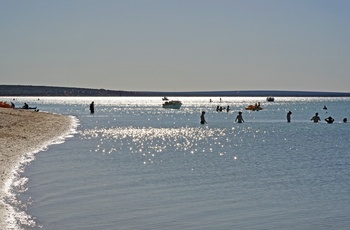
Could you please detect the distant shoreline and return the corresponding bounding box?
[1,85,350,97]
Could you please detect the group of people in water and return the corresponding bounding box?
[87,101,347,125]
[200,109,347,125]
[310,112,346,124]
[216,105,230,112]
[200,110,244,124]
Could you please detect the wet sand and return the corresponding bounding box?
[0,108,73,228]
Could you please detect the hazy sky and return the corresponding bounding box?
[1,0,350,92]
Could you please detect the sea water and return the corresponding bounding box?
[3,96,350,230]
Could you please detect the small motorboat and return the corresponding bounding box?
[162,96,169,101]
[266,97,275,102]
[245,105,263,111]
[162,100,182,109]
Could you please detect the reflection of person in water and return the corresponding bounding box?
[325,116,335,124]
[287,111,292,123]
[235,111,244,123]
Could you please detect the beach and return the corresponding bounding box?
[0,108,72,228]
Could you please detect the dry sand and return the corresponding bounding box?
[0,108,73,229]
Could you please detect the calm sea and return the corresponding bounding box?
[3,96,350,230]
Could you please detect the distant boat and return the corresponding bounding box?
[245,105,263,111]
[162,100,182,109]
[266,97,275,102]
[162,96,169,101]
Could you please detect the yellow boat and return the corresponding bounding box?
[245,105,263,111]
[0,101,11,108]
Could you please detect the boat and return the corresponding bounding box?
[0,101,11,108]
[245,105,263,111]
[266,97,275,102]
[18,107,37,110]
[162,96,169,101]
[162,100,182,109]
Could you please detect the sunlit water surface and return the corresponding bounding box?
[2,97,350,230]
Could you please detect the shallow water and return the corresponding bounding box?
[3,96,350,229]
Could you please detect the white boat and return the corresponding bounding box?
[162,100,182,109]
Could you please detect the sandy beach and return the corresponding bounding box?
[0,108,73,228]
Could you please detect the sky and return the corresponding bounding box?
[1,0,350,92]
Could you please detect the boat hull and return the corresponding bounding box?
[0,101,11,108]
[18,107,37,110]
[245,105,263,111]
[162,101,182,109]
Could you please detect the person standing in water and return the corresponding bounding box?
[235,111,244,123]
[311,112,321,123]
[90,101,95,114]
[200,111,207,125]
[287,111,292,123]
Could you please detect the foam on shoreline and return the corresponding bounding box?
[0,108,77,229]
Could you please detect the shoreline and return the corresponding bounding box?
[0,108,74,229]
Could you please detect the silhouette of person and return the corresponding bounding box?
[200,111,206,125]
[287,111,292,123]
[90,101,95,114]
[325,116,334,124]
[235,111,244,123]
[311,113,321,123]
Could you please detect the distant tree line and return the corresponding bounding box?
[1,85,350,97]
[0,85,140,96]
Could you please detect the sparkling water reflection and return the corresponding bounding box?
[1,96,349,230]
